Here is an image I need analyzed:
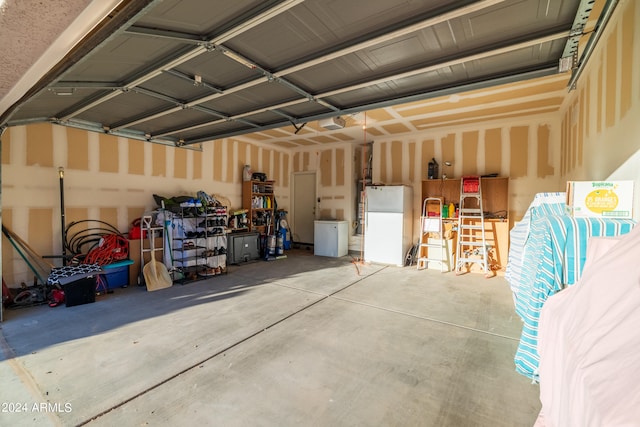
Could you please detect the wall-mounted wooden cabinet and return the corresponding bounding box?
[421,176,510,273]
[421,177,509,219]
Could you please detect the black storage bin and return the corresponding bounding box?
[62,275,96,307]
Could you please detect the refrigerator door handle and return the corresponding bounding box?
[364,196,368,232]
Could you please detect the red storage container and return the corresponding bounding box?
[463,177,479,193]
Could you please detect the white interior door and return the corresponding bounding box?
[293,172,316,244]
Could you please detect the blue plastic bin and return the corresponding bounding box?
[102,259,134,289]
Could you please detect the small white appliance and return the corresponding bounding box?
[314,220,348,257]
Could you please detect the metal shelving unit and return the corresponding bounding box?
[172,205,228,283]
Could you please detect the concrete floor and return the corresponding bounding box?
[0,250,540,426]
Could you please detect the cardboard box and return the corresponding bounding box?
[425,197,444,217]
[566,181,634,218]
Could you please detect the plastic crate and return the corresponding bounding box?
[102,259,134,289]
[463,177,479,193]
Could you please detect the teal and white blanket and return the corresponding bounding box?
[506,193,636,380]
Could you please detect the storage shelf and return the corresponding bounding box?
[421,176,510,273]
[242,179,275,233]
[172,205,228,283]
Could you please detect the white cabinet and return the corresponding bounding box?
[314,221,348,257]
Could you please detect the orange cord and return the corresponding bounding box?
[83,234,129,266]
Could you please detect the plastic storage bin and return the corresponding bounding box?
[63,276,96,307]
[102,259,134,289]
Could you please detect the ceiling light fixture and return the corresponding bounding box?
[52,88,75,96]
[319,116,346,130]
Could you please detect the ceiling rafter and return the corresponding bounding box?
[57,0,509,134]
[56,0,304,121]
[184,66,558,145]
[149,30,567,143]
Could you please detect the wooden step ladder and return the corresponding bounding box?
[455,176,490,276]
[417,198,448,272]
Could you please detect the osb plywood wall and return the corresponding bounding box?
[560,0,640,183]
[1,125,290,285]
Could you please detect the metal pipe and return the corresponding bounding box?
[58,167,66,264]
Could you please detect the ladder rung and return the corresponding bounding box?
[420,243,446,248]
[457,258,487,264]
[459,240,487,246]
[459,208,482,213]
[418,257,447,262]
[459,225,484,230]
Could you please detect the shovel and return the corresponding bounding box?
[143,218,172,291]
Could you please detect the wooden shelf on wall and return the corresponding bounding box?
[421,176,509,219]
[242,180,275,233]
[421,176,510,273]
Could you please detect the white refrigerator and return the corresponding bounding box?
[364,185,413,266]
